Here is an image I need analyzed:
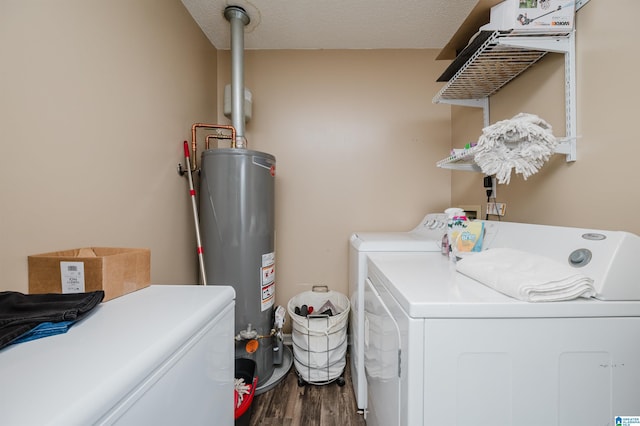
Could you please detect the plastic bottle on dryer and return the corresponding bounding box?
[445,207,468,261]
[441,232,449,256]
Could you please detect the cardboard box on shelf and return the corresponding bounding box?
[28,247,150,302]
[481,0,575,32]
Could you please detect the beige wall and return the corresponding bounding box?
[3,0,632,310]
[0,0,217,292]
[1,2,452,304]
[216,50,452,306]
[451,0,640,235]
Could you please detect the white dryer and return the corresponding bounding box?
[0,285,235,425]
[348,212,448,411]
[363,222,640,426]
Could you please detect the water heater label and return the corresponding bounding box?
[261,252,275,311]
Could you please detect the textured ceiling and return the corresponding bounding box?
[180,0,480,50]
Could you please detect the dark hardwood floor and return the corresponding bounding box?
[248,352,366,426]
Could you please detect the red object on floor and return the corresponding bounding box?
[235,375,258,420]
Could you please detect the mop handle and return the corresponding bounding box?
[183,141,207,285]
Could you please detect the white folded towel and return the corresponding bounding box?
[456,248,595,302]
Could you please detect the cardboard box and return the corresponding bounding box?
[28,247,150,302]
[481,0,575,32]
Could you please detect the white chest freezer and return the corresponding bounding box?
[0,285,235,426]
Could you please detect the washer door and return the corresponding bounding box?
[363,277,401,426]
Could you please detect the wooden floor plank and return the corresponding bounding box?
[249,352,365,426]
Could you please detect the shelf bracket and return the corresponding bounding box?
[436,97,490,128]
[496,35,570,54]
[497,31,577,162]
[564,30,577,161]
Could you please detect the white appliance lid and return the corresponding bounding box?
[0,285,235,425]
[351,232,442,251]
[350,212,447,252]
[367,252,640,319]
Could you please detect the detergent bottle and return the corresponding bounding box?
[444,207,468,261]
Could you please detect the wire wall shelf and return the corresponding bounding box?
[433,29,577,168]
[437,147,481,171]
[433,30,572,103]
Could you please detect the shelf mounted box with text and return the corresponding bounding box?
[482,0,575,33]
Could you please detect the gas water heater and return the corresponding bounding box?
[200,148,276,386]
[198,5,284,389]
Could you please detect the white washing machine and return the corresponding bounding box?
[364,222,640,426]
[348,212,448,411]
[0,285,235,425]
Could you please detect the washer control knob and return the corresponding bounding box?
[568,248,592,267]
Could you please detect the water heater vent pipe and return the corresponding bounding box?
[224,6,250,149]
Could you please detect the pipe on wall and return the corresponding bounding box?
[224,6,250,149]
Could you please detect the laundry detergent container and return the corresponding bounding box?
[287,286,349,385]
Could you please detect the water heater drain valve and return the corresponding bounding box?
[235,323,277,341]
[237,324,258,340]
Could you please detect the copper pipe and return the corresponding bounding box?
[190,123,236,170]
[205,133,233,150]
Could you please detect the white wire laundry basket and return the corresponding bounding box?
[287,286,350,386]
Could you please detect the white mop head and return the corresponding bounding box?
[235,378,251,408]
[474,113,557,184]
